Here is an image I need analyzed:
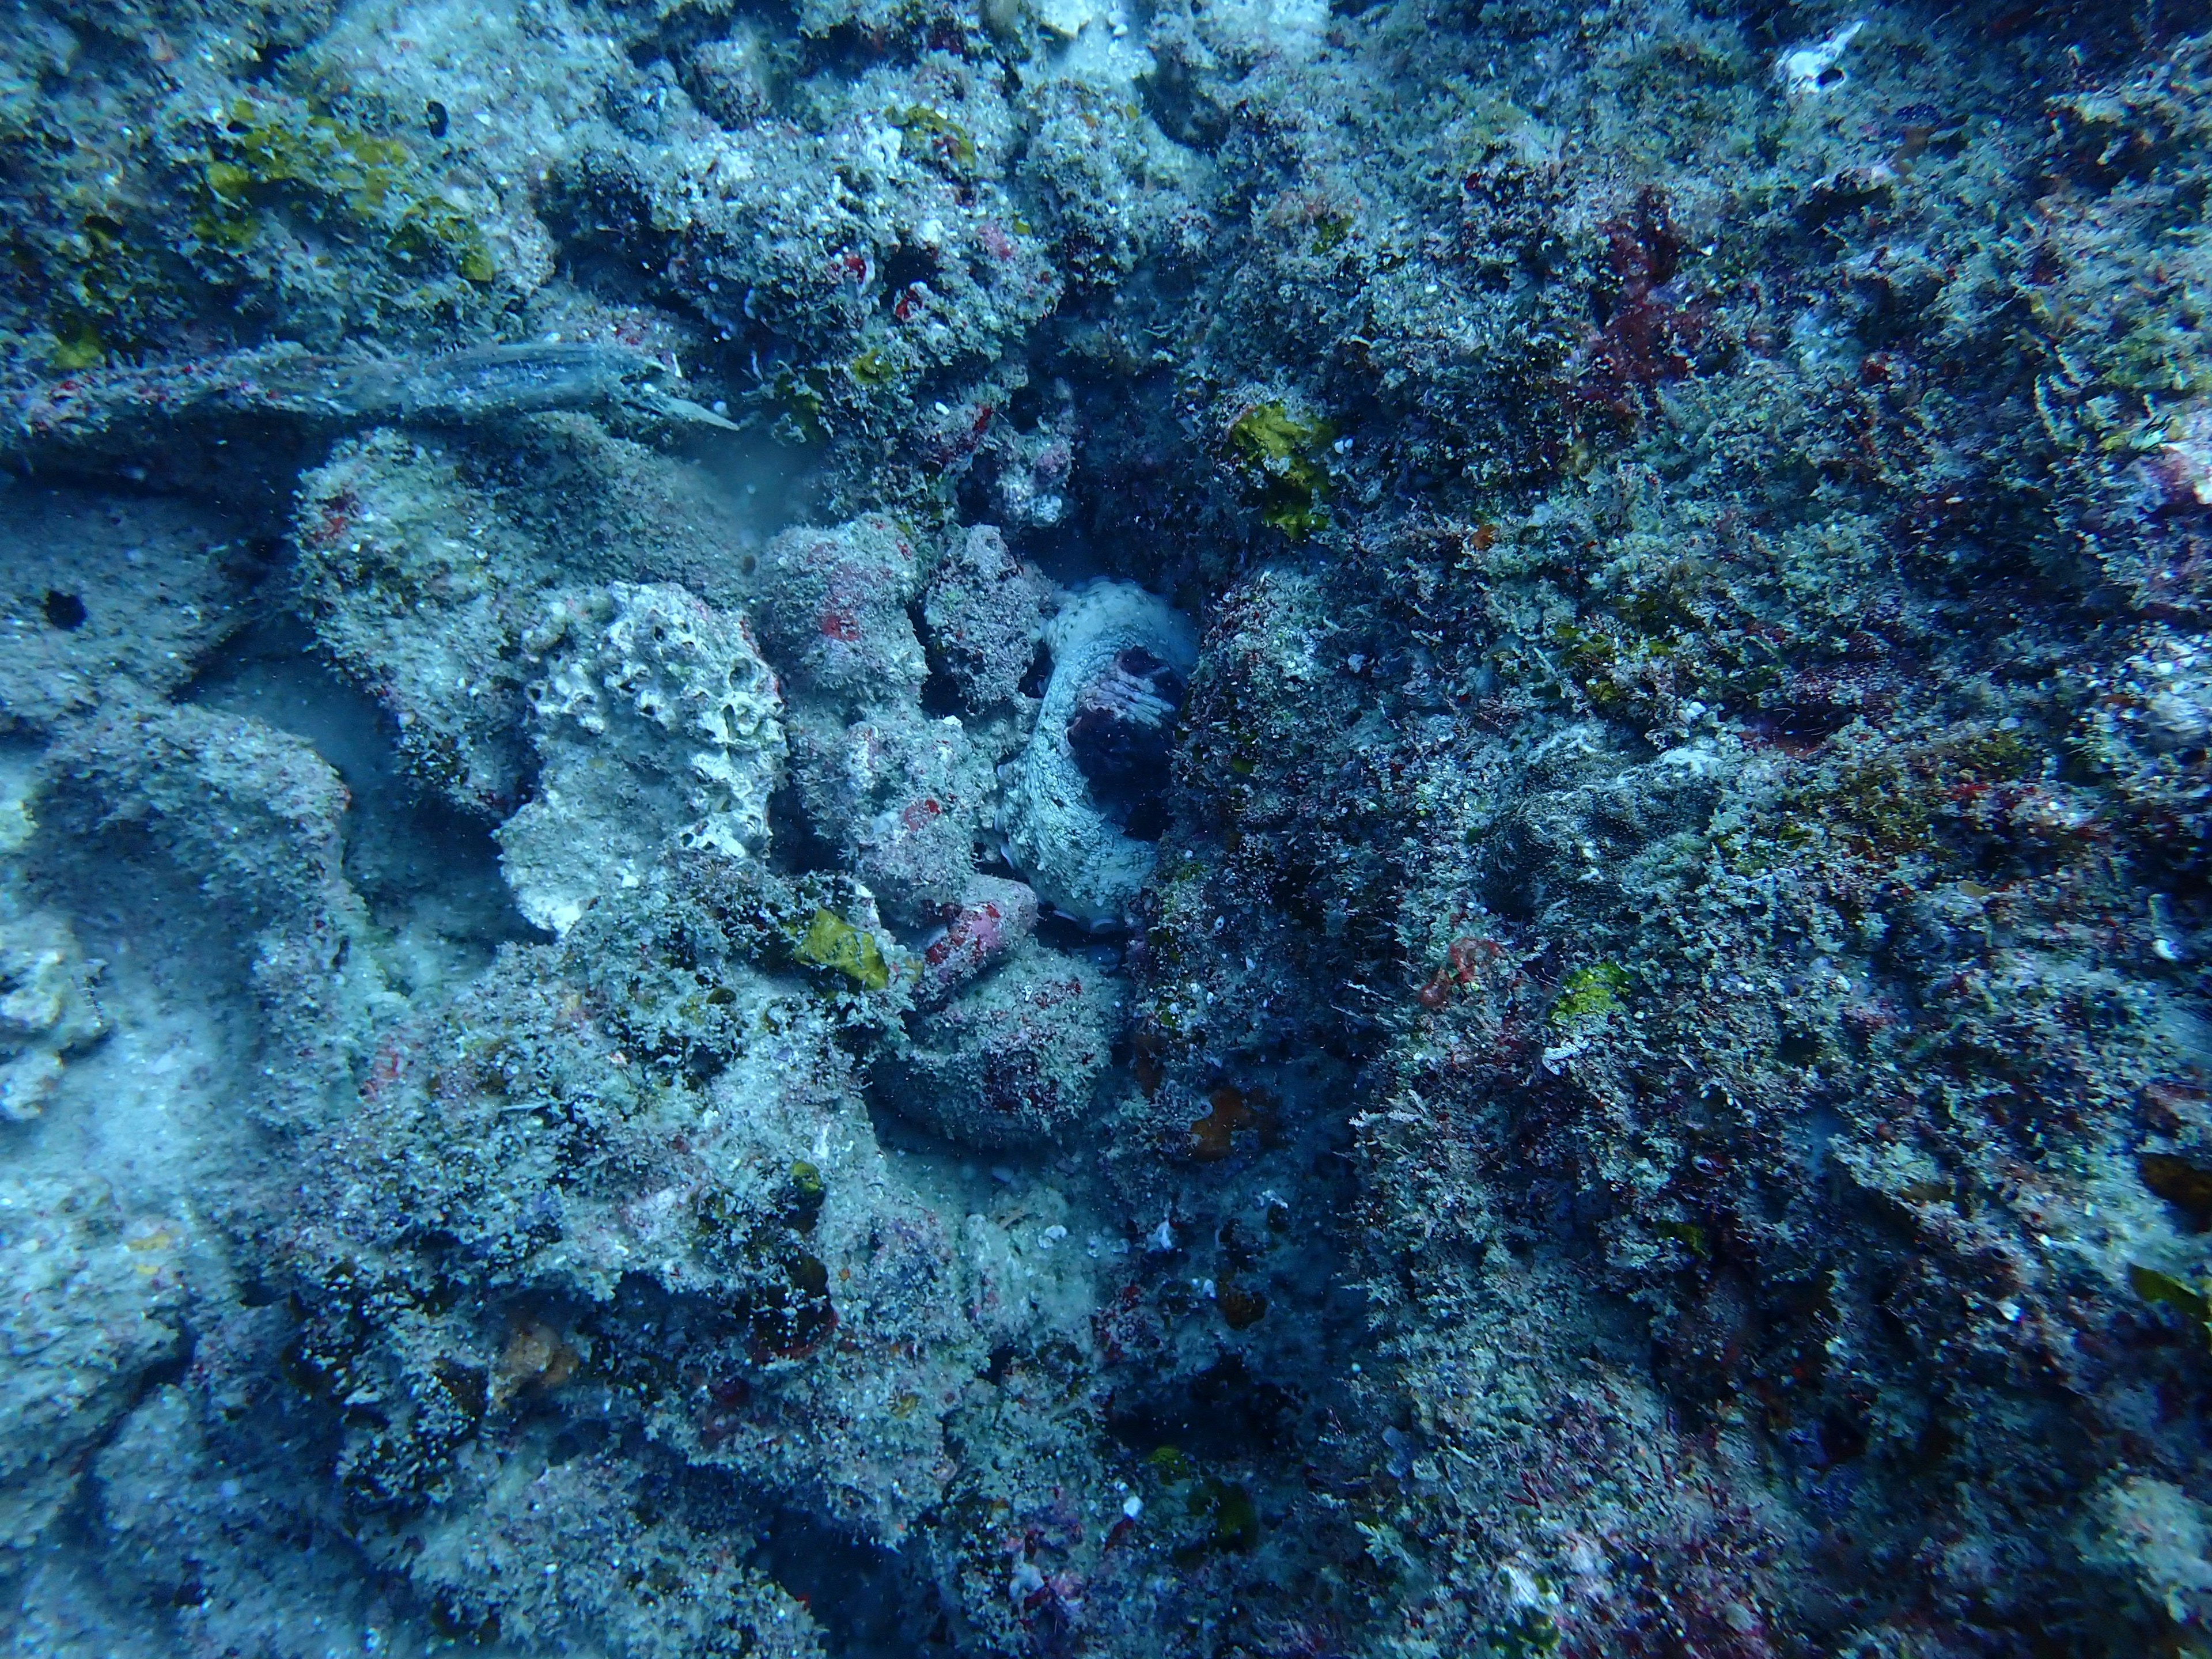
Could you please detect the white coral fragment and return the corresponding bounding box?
[499,583,784,934]
[1777,19,1865,99]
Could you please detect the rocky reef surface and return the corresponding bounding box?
[5,0,2212,1656]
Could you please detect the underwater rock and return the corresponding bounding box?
[680,29,777,128]
[41,697,364,941]
[0,910,105,1122]
[296,428,547,815]
[299,414,767,818]
[547,60,1059,493]
[2082,627,2212,851]
[915,874,1039,1008]
[786,702,998,928]
[89,1373,404,1659]
[763,518,1022,927]
[878,938,1122,1147]
[753,516,929,713]
[0,486,251,732]
[0,1175,183,1562]
[1001,581,1196,929]
[920,524,1052,715]
[41,697,387,1124]
[284,858,978,1558]
[403,1446,827,1659]
[498,583,783,935]
[2084,1475,2212,1628]
[17,0,2212,1652]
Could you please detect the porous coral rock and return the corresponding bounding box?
[298,411,767,818]
[1001,580,1196,929]
[498,582,784,935]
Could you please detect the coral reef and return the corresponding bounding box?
[11,0,2212,1656]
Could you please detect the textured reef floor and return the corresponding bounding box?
[6,0,2212,1655]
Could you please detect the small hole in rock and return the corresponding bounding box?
[43,590,87,630]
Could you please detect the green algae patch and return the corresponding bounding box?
[1489,1608,1563,1659]
[193,97,495,285]
[47,315,107,370]
[1551,961,1631,1027]
[1146,1444,1194,1482]
[749,1249,837,1359]
[887,104,976,173]
[1227,401,1334,539]
[1656,1218,1710,1259]
[781,1160,827,1233]
[2130,1263,2211,1342]
[1192,1479,1259,1553]
[769,364,831,445]
[43,207,198,367]
[847,347,897,388]
[793,907,891,990]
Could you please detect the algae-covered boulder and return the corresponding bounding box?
[877,938,1123,1147]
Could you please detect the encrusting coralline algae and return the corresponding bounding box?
[7,0,2212,1656]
